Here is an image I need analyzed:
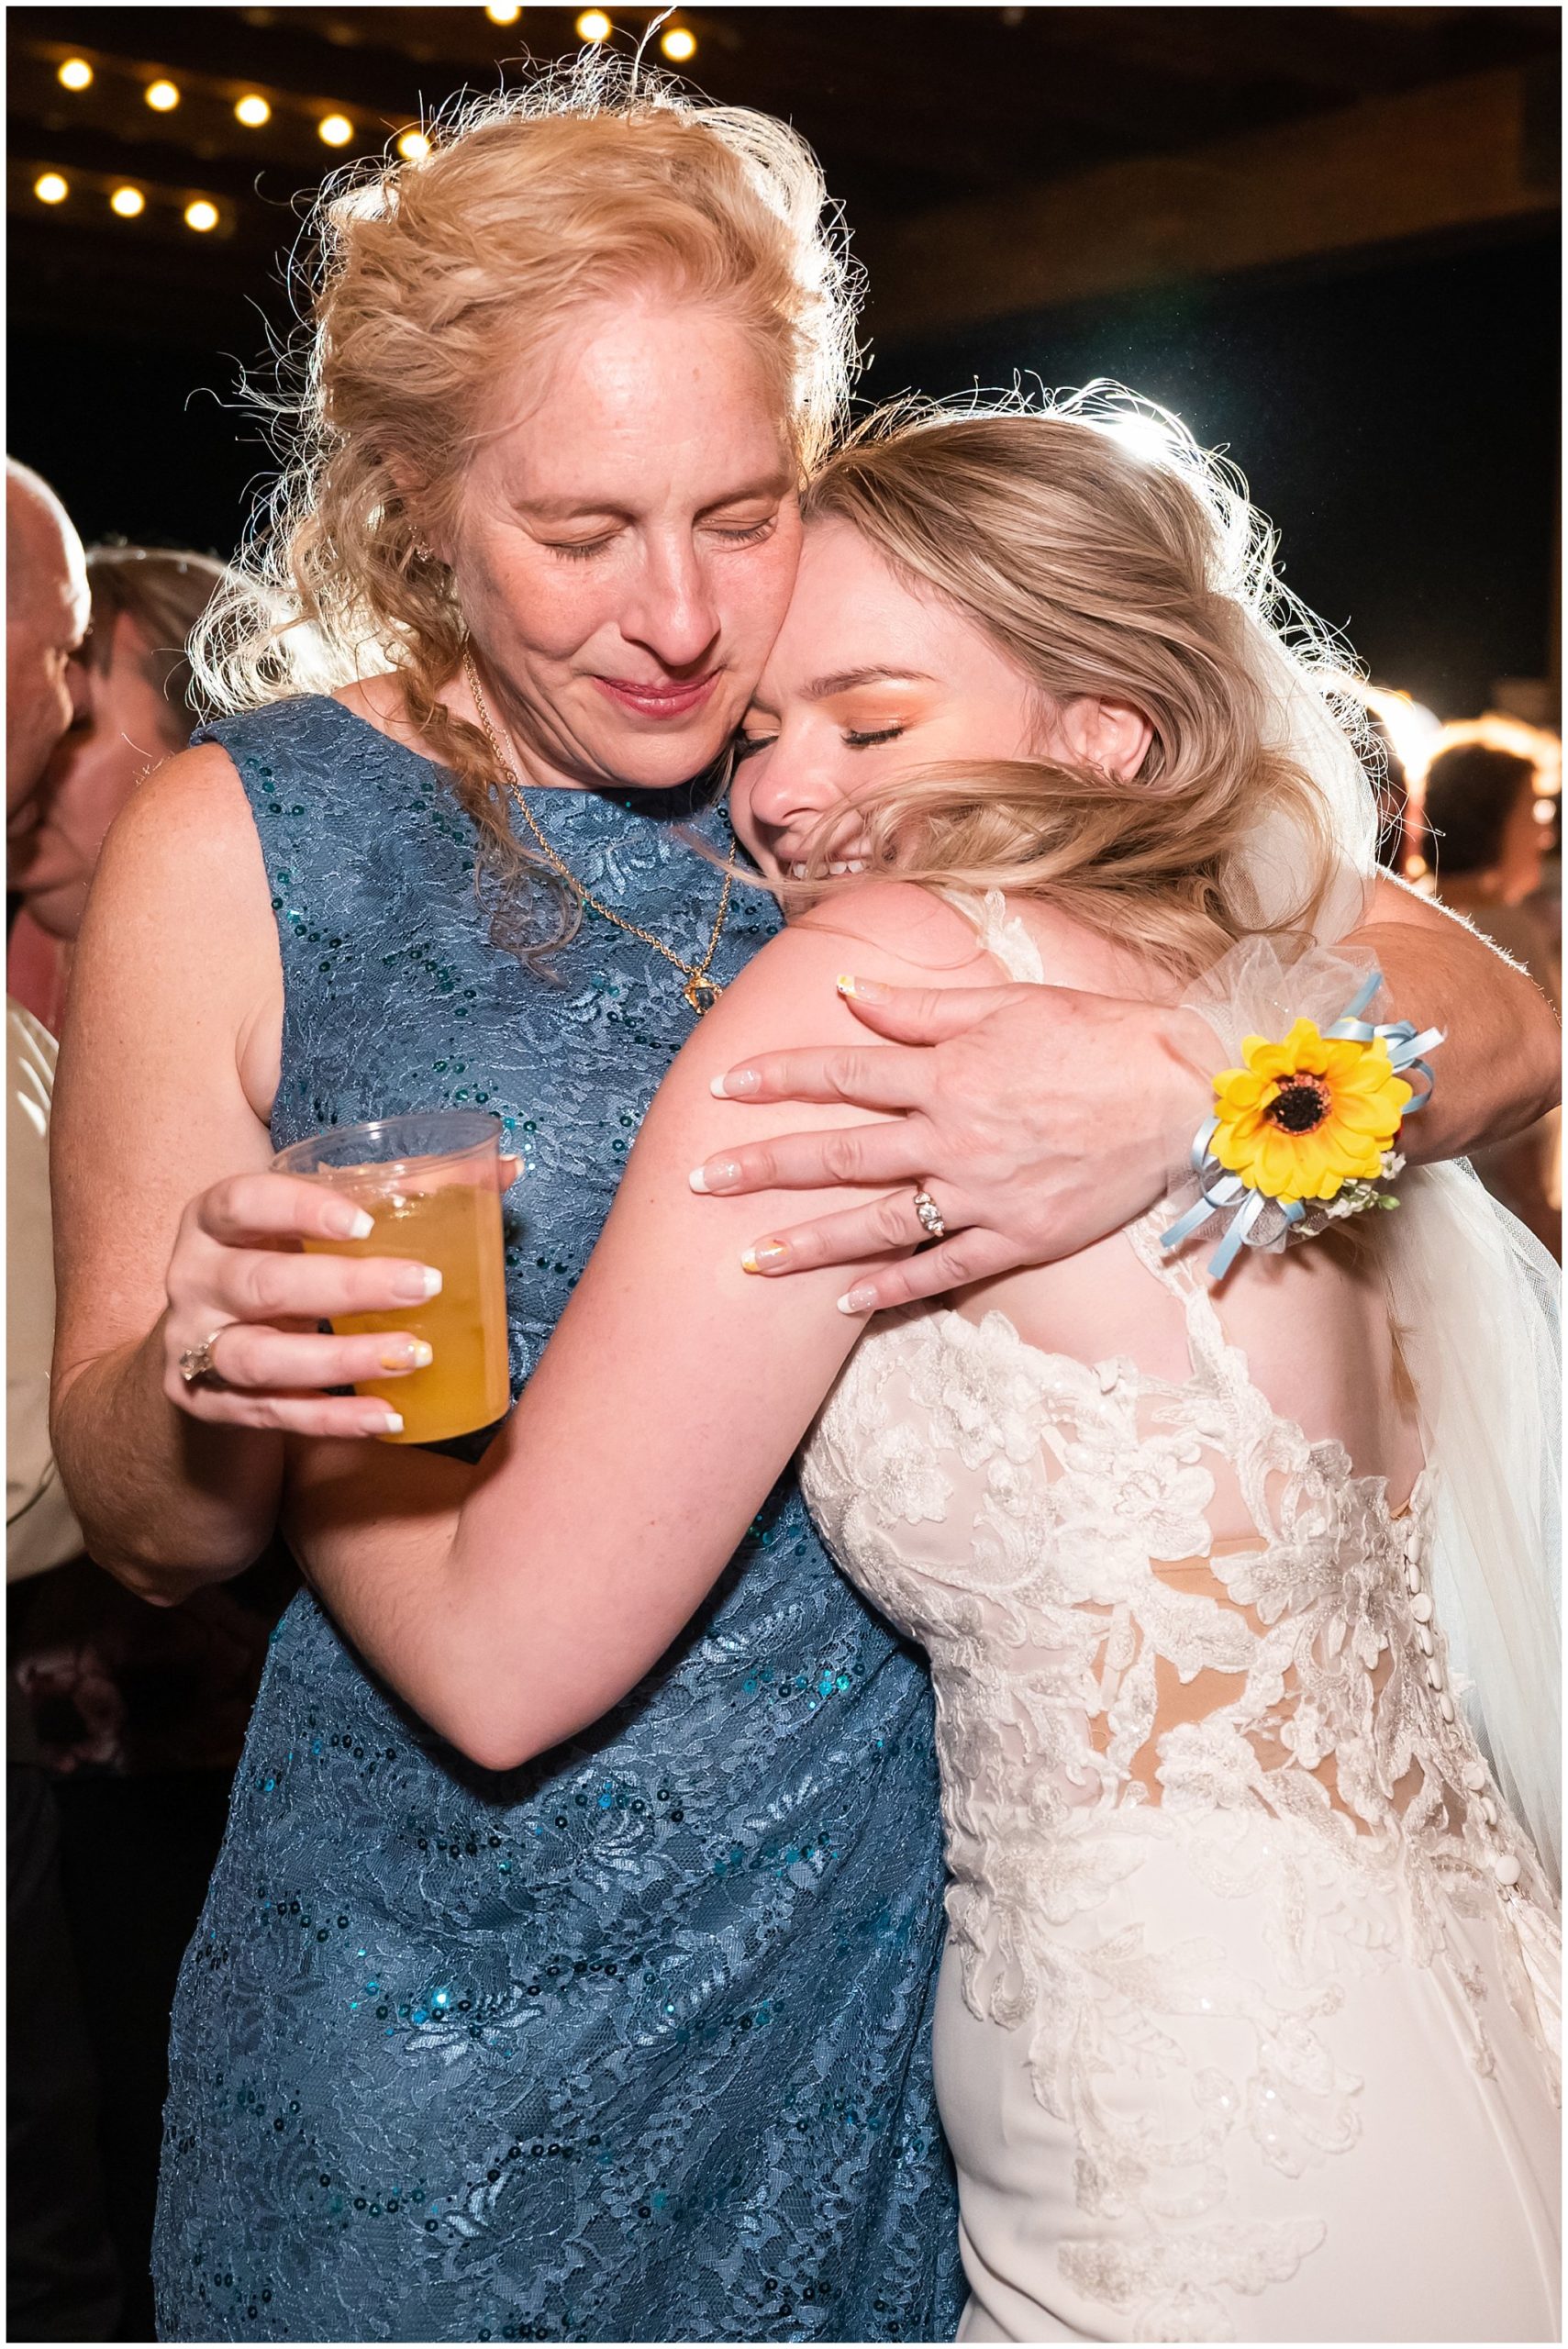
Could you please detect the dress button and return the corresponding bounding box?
[1493,1853,1522,1887]
[1410,1593,1434,1623]
[1424,1660,1443,1691]
[1481,1798,1499,1827]
[1416,1626,1435,1656]
[1439,1692,1455,1722]
[1462,1762,1489,1792]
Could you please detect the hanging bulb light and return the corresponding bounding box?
[397,129,431,162]
[144,79,182,112]
[661,25,696,60]
[57,57,94,91]
[34,173,70,205]
[317,114,355,148]
[110,185,147,218]
[184,199,220,233]
[235,94,272,128]
[485,4,523,20]
[576,11,612,42]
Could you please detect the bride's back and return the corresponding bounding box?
[952,894,1426,1538]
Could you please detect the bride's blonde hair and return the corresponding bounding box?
[795,390,1373,978]
[194,55,858,955]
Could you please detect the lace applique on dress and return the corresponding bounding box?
[800,889,1560,2339]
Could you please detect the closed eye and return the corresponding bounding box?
[844,725,904,748]
[732,732,776,763]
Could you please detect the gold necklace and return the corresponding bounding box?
[462,651,735,1014]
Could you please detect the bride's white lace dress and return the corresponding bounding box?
[799,905,1561,2344]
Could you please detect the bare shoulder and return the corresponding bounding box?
[1006,896,1172,1000]
[74,740,283,1112]
[793,879,991,976]
[97,739,268,905]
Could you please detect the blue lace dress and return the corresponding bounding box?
[151,697,962,2344]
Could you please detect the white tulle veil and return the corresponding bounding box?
[1116,388,1563,1889]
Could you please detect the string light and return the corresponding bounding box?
[396,129,431,162]
[484,3,522,20]
[661,25,696,60]
[184,198,220,232]
[576,10,612,41]
[57,57,94,91]
[234,94,272,127]
[317,113,355,147]
[144,78,181,111]
[110,185,147,218]
[33,173,69,205]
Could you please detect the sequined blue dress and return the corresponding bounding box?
[151,697,962,2344]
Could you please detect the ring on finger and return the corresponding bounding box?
[911,1186,948,1241]
[177,1329,233,1391]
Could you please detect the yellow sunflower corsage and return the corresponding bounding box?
[1162,969,1443,1277]
[1210,1018,1411,1205]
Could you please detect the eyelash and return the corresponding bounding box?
[547,517,777,562]
[734,721,906,763]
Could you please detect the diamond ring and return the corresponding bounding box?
[177,1331,231,1390]
[912,1187,948,1241]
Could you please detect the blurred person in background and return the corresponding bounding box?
[8,547,229,1035]
[7,512,294,2337]
[6,456,121,2342]
[1424,738,1561,1253]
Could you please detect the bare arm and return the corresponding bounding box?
[281,886,987,1771]
[686,872,1562,1310]
[50,748,450,1598]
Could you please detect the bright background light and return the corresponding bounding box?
[184,199,219,233]
[57,57,93,91]
[1097,411,1181,468]
[1424,713,1562,801]
[235,94,272,127]
[34,173,69,205]
[485,4,523,21]
[661,26,697,61]
[397,129,431,162]
[1362,685,1443,784]
[576,11,612,42]
[144,79,181,111]
[110,185,146,218]
[317,113,355,148]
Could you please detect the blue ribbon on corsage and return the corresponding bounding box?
[1159,969,1445,1279]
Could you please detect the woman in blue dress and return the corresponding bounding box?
[51,70,1558,2346]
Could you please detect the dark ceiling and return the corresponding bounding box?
[8,5,1561,349]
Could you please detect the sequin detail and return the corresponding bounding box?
[153,697,962,2343]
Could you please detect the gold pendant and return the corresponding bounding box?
[684,974,721,1014]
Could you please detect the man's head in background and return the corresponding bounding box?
[11,547,228,943]
[6,459,90,833]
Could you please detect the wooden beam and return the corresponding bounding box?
[862,65,1558,339]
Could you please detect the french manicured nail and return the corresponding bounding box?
[328,1203,375,1240]
[836,974,889,1004]
[709,1067,761,1098]
[741,1241,790,1275]
[837,1285,878,1315]
[375,1412,405,1435]
[380,1340,433,1372]
[690,1160,741,1195]
[392,1264,442,1302]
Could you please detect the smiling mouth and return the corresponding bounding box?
[592,672,720,721]
[789,859,867,879]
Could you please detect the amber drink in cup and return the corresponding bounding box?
[275,1111,511,1444]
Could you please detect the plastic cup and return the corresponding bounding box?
[274,1110,511,1445]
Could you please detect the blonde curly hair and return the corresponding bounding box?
[195,55,859,961]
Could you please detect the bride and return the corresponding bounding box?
[289,394,1560,2343]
